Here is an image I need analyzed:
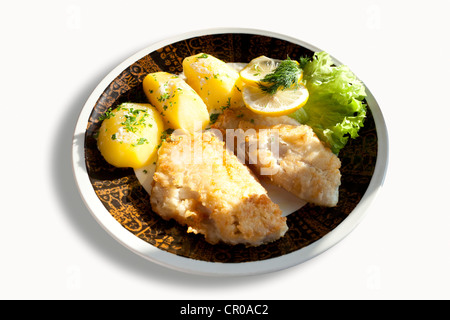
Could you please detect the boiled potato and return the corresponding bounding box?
[182,53,244,112]
[97,102,164,169]
[143,72,210,133]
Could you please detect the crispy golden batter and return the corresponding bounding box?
[150,130,287,246]
[213,108,341,207]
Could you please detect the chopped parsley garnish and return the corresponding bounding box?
[118,105,152,133]
[157,128,175,149]
[99,108,115,121]
[122,114,138,133]
[209,113,220,124]
[196,53,209,60]
[136,138,148,145]
[221,97,231,111]
[157,92,170,102]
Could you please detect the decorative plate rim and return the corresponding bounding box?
[72,27,389,276]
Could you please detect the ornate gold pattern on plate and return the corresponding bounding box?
[84,33,378,263]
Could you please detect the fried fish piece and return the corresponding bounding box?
[213,108,341,207]
[150,130,287,246]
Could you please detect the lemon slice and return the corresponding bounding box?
[240,56,302,86]
[242,82,309,116]
[240,56,282,85]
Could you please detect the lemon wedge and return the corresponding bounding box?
[242,82,309,116]
[240,56,302,86]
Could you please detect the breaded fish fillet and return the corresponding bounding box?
[213,108,341,207]
[150,130,288,246]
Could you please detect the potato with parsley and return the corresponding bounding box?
[143,72,210,133]
[97,102,164,169]
[182,53,244,112]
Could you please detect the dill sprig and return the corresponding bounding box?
[257,57,303,95]
[298,56,311,69]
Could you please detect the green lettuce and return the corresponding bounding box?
[290,52,367,154]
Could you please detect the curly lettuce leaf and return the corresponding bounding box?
[290,52,367,154]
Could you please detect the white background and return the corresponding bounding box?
[1,0,449,300]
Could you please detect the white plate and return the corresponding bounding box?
[72,28,388,276]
